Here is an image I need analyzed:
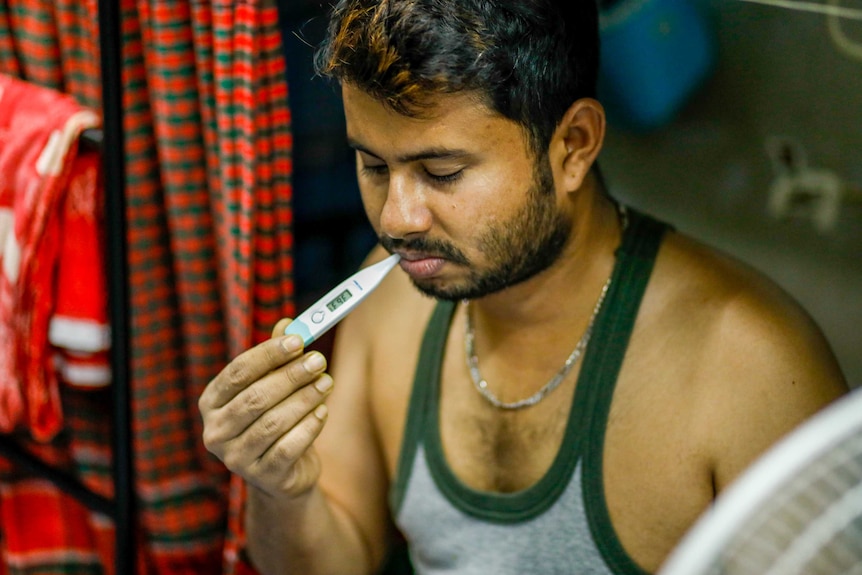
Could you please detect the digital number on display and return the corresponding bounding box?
[326,289,353,312]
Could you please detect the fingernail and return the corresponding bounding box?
[304,353,325,372]
[314,376,333,394]
[314,404,328,421]
[282,335,303,352]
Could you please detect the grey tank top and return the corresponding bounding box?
[389,209,667,575]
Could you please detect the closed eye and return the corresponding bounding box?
[360,164,389,177]
[426,169,464,184]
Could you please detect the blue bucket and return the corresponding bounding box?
[598,0,715,130]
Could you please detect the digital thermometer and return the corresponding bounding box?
[284,253,401,346]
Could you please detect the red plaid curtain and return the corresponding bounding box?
[0,0,293,573]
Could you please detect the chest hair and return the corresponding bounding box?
[439,370,577,493]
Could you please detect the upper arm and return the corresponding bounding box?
[312,247,407,572]
[703,282,849,492]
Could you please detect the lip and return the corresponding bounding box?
[395,251,448,279]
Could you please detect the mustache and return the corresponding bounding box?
[379,235,470,265]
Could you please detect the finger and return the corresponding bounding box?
[248,403,329,493]
[220,378,330,472]
[272,317,293,339]
[200,333,305,410]
[214,353,330,437]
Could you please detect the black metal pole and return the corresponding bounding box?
[97,0,136,573]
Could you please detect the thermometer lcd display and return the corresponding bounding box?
[326,289,353,312]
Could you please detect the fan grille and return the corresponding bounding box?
[660,389,862,575]
[714,433,862,575]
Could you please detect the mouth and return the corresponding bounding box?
[395,251,450,280]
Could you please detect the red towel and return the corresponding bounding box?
[0,73,101,440]
[48,148,111,389]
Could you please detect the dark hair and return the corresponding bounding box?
[314,0,600,157]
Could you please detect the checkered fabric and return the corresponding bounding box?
[0,0,294,573]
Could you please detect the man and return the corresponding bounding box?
[198,1,848,574]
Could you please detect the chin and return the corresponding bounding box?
[411,278,473,302]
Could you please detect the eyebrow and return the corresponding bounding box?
[347,137,472,164]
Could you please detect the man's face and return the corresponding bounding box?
[343,84,572,300]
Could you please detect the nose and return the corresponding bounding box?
[378,176,432,240]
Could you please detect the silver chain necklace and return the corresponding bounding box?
[463,275,612,410]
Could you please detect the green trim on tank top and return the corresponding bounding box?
[581,210,666,575]
[389,299,451,516]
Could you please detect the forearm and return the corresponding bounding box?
[245,483,374,575]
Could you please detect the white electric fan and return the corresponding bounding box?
[659,386,862,575]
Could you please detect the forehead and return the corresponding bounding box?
[341,83,528,158]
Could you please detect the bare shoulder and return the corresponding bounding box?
[605,230,847,573]
[651,230,849,490]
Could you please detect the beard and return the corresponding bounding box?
[379,154,573,301]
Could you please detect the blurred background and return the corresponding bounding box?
[277,0,862,386]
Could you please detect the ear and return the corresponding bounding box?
[550,98,605,193]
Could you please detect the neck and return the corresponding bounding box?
[462,190,623,407]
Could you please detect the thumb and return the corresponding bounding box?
[272,317,294,339]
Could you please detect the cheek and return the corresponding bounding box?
[461,170,524,222]
[358,184,385,232]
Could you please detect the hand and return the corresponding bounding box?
[199,319,333,498]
